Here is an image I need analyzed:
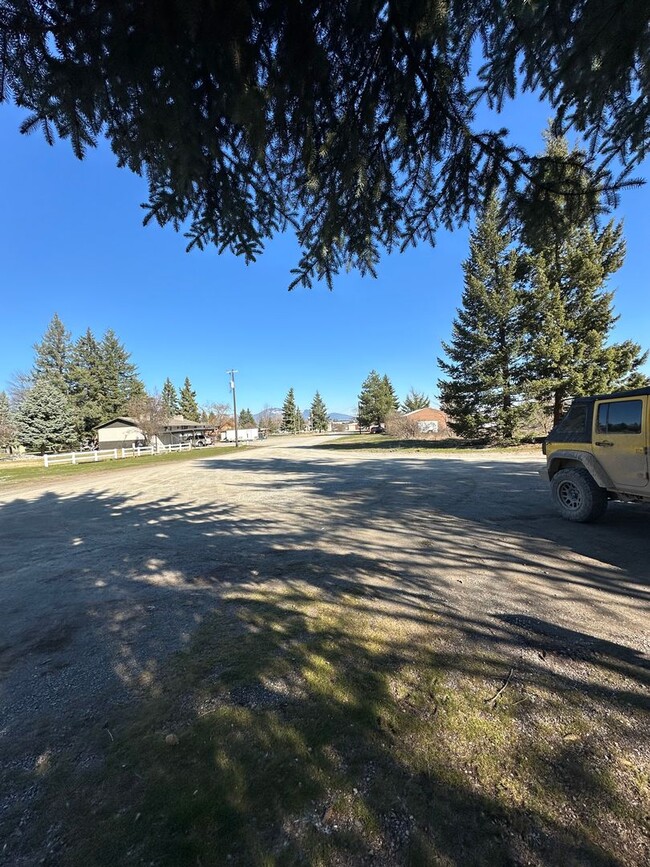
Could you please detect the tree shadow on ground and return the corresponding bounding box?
[312,437,480,451]
[0,451,648,864]
[199,452,650,598]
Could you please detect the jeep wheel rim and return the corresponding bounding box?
[557,480,582,511]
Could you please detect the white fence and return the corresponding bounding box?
[43,441,193,468]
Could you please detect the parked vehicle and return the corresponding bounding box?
[542,387,650,522]
[193,435,213,447]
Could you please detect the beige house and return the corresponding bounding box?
[96,416,213,450]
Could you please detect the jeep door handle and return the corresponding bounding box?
[594,440,614,447]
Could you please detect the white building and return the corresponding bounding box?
[220,428,259,443]
[96,416,214,450]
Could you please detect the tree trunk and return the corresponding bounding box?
[553,390,564,426]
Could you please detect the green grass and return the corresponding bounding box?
[0,444,245,487]
[28,585,648,866]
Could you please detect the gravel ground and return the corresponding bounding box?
[1,435,648,862]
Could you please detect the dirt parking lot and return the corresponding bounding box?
[1,436,648,863]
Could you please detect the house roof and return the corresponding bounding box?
[404,407,448,421]
[162,417,207,431]
[96,416,138,429]
[97,416,210,432]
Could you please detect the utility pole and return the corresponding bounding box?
[227,369,239,447]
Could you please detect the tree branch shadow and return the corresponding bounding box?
[0,451,647,864]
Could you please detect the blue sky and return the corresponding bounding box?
[1,94,648,417]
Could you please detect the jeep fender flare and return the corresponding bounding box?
[547,450,613,490]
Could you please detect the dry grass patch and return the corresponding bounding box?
[23,584,649,865]
[0,445,244,488]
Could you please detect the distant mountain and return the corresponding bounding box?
[328,412,355,421]
[253,408,283,422]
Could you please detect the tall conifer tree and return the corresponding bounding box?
[310,392,329,432]
[438,195,525,441]
[281,388,297,432]
[161,378,179,416]
[68,328,104,439]
[99,329,145,418]
[357,371,399,428]
[32,313,72,393]
[382,375,400,413]
[520,135,648,423]
[179,377,200,420]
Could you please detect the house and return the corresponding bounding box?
[96,417,144,450]
[96,416,214,450]
[403,407,449,434]
[330,421,360,433]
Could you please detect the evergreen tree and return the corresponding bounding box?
[520,136,648,423]
[3,3,645,287]
[310,391,329,432]
[32,313,72,393]
[401,388,430,413]
[15,379,77,454]
[358,371,399,428]
[99,329,145,418]
[0,391,16,449]
[382,375,400,413]
[438,195,526,441]
[68,328,104,440]
[161,378,179,416]
[281,388,297,432]
[294,406,305,433]
[179,377,200,420]
[239,408,256,428]
[523,227,648,423]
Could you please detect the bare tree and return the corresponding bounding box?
[7,370,33,408]
[257,404,281,434]
[0,391,17,451]
[385,411,421,440]
[202,402,232,433]
[126,392,168,447]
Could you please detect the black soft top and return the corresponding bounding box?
[546,387,649,444]
[571,386,650,405]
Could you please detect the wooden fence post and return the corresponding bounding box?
[44,454,49,468]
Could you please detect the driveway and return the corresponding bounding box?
[1,436,648,859]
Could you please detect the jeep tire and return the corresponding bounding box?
[551,468,608,523]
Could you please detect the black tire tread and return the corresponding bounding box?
[551,467,608,523]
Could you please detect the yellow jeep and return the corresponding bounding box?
[543,387,650,522]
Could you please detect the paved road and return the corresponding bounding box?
[1,436,648,855]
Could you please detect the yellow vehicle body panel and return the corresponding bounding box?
[545,393,649,497]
